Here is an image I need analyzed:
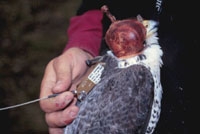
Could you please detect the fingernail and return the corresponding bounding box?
[53,82,63,92]
[56,81,63,88]
[65,99,72,106]
[70,111,77,118]
[65,95,72,104]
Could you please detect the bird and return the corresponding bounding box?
[64,5,163,134]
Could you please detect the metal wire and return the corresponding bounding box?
[0,93,61,111]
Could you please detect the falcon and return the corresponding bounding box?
[64,7,163,134]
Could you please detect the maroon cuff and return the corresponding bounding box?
[63,10,103,57]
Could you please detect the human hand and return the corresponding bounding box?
[39,47,93,134]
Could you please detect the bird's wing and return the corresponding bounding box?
[64,55,154,134]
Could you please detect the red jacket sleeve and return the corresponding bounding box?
[63,10,103,57]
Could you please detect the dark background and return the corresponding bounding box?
[0,0,81,133]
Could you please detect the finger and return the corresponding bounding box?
[52,56,73,93]
[49,127,64,134]
[40,91,74,112]
[40,60,57,96]
[45,99,79,127]
[40,60,58,111]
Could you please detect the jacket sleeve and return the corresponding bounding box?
[63,10,103,57]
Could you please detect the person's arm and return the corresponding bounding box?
[39,10,103,134]
[64,10,103,56]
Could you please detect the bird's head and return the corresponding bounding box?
[101,5,147,59]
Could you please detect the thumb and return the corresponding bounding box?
[52,57,73,93]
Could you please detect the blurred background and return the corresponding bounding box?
[0,0,81,133]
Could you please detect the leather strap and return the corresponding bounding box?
[74,62,106,101]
